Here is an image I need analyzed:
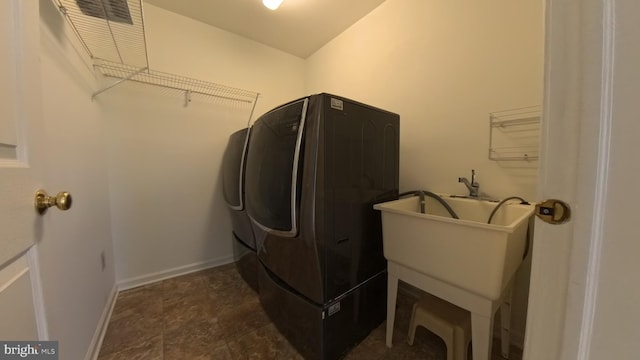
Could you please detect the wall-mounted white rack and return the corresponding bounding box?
[53,0,260,108]
[489,106,541,161]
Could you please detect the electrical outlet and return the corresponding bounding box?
[100,251,106,271]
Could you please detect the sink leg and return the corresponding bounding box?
[471,312,494,360]
[386,273,399,347]
[501,287,513,359]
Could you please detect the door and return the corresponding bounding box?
[0,0,45,339]
[525,0,640,359]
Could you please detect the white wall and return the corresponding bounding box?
[105,4,306,284]
[38,1,116,358]
[305,0,543,347]
[143,4,307,121]
[307,0,543,200]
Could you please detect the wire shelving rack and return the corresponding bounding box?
[53,0,260,108]
[489,106,541,161]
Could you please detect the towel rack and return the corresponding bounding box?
[488,106,541,161]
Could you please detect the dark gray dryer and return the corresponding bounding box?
[222,127,258,292]
[244,93,399,359]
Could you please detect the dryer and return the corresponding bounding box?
[222,127,258,292]
[244,93,399,359]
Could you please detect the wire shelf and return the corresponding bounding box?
[490,106,541,127]
[489,146,539,161]
[53,0,260,107]
[93,59,259,105]
[489,106,541,161]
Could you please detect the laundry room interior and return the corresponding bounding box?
[33,0,543,358]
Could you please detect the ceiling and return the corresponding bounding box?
[144,0,387,58]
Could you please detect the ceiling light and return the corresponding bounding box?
[263,0,283,10]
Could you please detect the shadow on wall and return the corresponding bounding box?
[203,153,234,262]
[40,0,66,45]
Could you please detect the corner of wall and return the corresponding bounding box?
[84,283,118,360]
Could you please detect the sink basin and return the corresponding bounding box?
[374,195,534,301]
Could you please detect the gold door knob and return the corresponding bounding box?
[535,199,571,224]
[34,189,72,215]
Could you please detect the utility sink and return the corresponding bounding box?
[374,195,534,301]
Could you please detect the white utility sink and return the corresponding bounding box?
[374,194,534,360]
[374,195,533,300]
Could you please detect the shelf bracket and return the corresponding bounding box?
[92,66,149,100]
[184,90,192,107]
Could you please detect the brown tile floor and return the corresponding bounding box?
[98,263,522,359]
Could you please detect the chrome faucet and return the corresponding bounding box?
[458,169,480,198]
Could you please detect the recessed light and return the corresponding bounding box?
[263,0,283,10]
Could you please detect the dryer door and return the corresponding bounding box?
[245,98,308,237]
[222,127,249,210]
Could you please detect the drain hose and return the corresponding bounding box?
[398,190,460,219]
[487,196,532,259]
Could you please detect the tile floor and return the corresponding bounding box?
[98,263,522,359]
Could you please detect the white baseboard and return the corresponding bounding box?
[117,255,235,291]
[85,256,235,359]
[86,283,118,360]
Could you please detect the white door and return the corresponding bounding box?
[0,0,46,339]
[525,0,640,359]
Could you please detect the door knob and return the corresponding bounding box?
[34,189,72,215]
[535,199,571,224]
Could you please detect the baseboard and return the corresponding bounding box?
[85,283,118,360]
[117,255,235,291]
[85,256,236,359]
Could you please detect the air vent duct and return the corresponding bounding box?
[75,0,133,24]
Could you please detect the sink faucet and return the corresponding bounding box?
[458,169,480,198]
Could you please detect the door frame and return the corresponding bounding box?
[524,0,614,358]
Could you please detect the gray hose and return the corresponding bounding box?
[487,196,531,260]
[398,190,426,213]
[486,196,530,224]
[398,190,460,219]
